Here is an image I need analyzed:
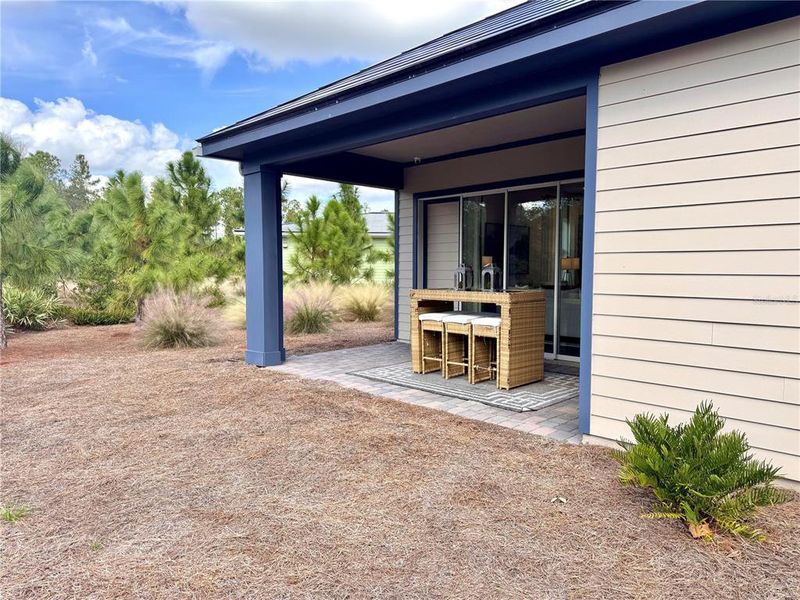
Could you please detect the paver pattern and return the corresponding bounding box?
[271,342,582,443]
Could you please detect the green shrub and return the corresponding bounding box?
[284,282,335,334]
[200,284,227,308]
[337,284,388,322]
[141,289,223,349]
[63,306,135,326]
[2,286,63,331]
[614,401,788,541]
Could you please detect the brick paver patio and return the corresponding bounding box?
[269,342,582,444]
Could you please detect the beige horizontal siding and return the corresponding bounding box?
[593,273,799,302]
[592,17,800,479]
[591,413,800,481]
[598,93,800,148]
[596,172,800,211]
[596,198,800,231]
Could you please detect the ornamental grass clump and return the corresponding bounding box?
[284,282,336,334]
[337,284,388,322]
[2,286,63,331]
[613,401,788,541]
[141,289,222,349]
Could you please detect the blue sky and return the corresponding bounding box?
[0,0,516,210]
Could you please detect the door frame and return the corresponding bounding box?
[418,176,585,362]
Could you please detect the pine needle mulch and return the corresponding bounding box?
[2,327,798,599]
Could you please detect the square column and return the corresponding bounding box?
[242,164,285,366]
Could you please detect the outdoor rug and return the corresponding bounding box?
[350,363,579,412]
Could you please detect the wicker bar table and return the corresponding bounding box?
[409,289,546,390]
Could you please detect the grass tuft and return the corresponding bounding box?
[337,284,388,322]
[1,503,31,523]
[141,289,223,349]
[284,282,336,334]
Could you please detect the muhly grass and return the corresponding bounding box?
[336,283,389,322]
[284,282,336,334]
[141,289,223,349]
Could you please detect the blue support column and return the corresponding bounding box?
[578,74,599,434]
[242,164,285,366]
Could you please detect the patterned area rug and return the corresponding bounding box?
[350,363,579,412]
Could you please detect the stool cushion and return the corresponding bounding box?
[441,311,495,324]
[471,316,502,328]
[418,311,457,322]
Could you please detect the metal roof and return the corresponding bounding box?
[201,0,597,141]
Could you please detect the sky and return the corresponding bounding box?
[0,0,518,212]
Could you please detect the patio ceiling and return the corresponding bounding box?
[351,96,585,165]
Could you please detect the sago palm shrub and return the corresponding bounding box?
[614,402,788,541]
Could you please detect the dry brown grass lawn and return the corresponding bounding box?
[2,325,799,599]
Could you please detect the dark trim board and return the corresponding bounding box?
[578,74,599,435]
[400,128,586,168]
[412,170,585,201]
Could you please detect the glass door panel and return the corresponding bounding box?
[557,182,584,357]
[506,186,558,354]
[461,193,504,312]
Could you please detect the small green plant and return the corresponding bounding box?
[284,282,335,334]
[63,306,135,326]
[89,540,103,551]
[2,286,63,331]
[337,284,388,322]
[614,401,788,541]
[141,289,223,349]
[1,503,31,523]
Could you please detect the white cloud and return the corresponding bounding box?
[94,16,234,79]
[0,96,393,210]
[81,35,98,67]
[179,0,520,68]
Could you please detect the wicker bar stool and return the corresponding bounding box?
[418,312,456,374]
[469,315,502,386]
[441,313,479,379]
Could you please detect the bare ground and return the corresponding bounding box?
[1,326,798,599]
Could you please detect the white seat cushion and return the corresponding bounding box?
[418,311,457,322]
[471,316,501,328]
[441,311,495,324]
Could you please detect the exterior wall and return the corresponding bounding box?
[282,234,393,282]
[425,202,460,288]
[396,137,585,341]
[591,17,800,480]
[397,192,414,341]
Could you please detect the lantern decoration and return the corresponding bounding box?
[453,263,474,290]
[481,263,502,292]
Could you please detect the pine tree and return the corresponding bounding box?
[287,196,327,282]
[63,154,99,211]
[0,156,75,347]
[28,151,65,187]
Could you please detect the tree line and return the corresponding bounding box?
[0,135,391,347]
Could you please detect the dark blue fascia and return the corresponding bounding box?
[199,0,798,164]
[282,152,403,190]
[578,73,599,435]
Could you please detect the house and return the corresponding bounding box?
[282,212,394,282]
[198,1,800,481]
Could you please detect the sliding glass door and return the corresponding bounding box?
[428,178,584,360]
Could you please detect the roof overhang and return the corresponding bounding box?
[198,0,799,182]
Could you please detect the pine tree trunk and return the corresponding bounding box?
[135,297,145,327]
[0,276,7,349]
